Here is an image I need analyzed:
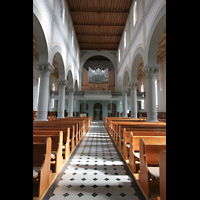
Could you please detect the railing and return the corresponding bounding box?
[50,90,145,97]
[85,90,111,96]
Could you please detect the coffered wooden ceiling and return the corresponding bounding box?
[66,0,133,51]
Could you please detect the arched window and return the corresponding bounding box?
[133,1,137,27]
[61,0,65,24]
[155,79,158,107]
[141,84,144,92]
[52,83,55,91]
[37,77,40,108]
[124,31,126,49]
[72,30,74,48]
[141,84,144,109]
[51,83,55,108]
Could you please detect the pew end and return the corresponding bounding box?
[33,137,52,197]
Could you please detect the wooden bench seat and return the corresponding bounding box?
[118,127,166,152]
[33,128,71,157]
[139,138,166,197]
[124,131,166,159]
[33,137,52,197]
[158,150,166,200]
[128,132,166,173]
[33,124,76,151]
[33,131,63,173]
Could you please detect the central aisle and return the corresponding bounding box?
[48,122,145,200]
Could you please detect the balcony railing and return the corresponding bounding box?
[50,90,145,97]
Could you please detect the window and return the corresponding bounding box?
[118,49,120,62]
[124,31,126,49]
[141,100,144,109]
[141,85,144,109]
[61,0,65,24]
[133,1,137,27]
[141,84,144,92]
[52,83,55,91]
[51,99,54,108]
[155,79,158,107]
[77,48,79,61]
[37,77,40,108]
[72,30,74,48]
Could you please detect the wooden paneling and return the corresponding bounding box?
[67,0,132,50]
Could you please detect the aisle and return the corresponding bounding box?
[47,122,145,200]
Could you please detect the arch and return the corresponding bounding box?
[146,4,166,65]
[122,66,130,89]
[80,102,88,113]
[118,76,122,91]
[33,6,49,63]
[107,103,116,117]
[67,69,73,89]
[130,46,146,82]
[80,51,117,90]
[51,45,65,80]
[74,79,78,91]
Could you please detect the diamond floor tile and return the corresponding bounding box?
[43,121,145,200]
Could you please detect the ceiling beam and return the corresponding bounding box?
[74,24,125,27]
[70,10,129,14]
[79,42,118,45]
[77,34,122,37]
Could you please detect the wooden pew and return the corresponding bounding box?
[158,150,166,200]
[33,122,76,151]
[33,127,73,154]
[128,131,166,173]
[109,121,165,145]
[33,137,52,197]
[139,138,166,197]
[33,129,70,160]
[33,131,63,173]
[123,129,166,159]
[117,125,166,152]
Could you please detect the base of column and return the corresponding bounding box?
[146,112,158,122]
[146,119,158,122]
[35,118,48,121]
[35,111,48,121]
[57,116,65,118]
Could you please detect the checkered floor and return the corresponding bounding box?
[45,121,145,200]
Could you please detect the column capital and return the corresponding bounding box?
[121,88,129,94]
[67,87,76,93]
[128,81,139,89]
[57,79,68,86]
[142,64,159,78]
[36,62,55,77]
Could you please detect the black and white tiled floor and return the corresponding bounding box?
[46,122,145,200]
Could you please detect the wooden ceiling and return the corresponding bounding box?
[66,0,133,51]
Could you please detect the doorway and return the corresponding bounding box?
[107,103,116,117]
[93,103,102,121]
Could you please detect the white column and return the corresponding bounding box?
[129,81,139,119]
[142,64,159,122]
[121,89,129,117]
[35,63,54,121]
[68,88,75,117]
[57,80,68,118]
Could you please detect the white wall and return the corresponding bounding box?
[33,0,81,111]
